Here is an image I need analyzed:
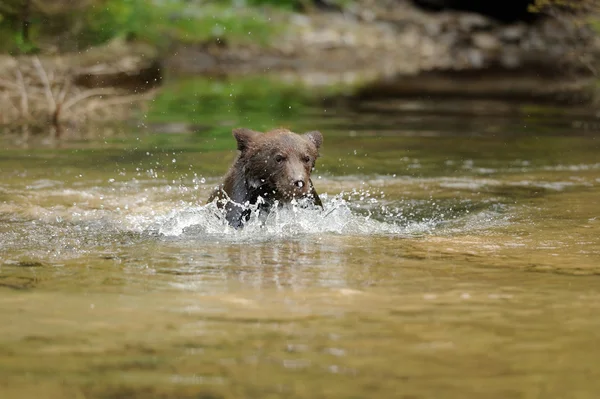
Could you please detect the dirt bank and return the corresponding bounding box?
[167,0,600,102]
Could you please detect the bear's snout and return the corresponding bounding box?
[288,176,308,195]
[284,160,310,195]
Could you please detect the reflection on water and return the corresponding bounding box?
[1,99,600,398]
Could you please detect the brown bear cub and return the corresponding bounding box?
[208,127,323,228]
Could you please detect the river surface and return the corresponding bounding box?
[1,98,600,398]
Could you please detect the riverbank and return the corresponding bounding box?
[168,1,599,102]
[1,0,599,135]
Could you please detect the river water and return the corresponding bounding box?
[1,98,599,398]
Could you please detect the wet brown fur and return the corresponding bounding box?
[208,127,323,227]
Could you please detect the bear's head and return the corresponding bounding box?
[233,127,323,202]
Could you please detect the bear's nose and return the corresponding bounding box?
[293,180,305,189]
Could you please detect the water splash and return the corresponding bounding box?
[149,192,480,242]
[0,177,512,257]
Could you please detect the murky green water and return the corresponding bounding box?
[1,98,600,398]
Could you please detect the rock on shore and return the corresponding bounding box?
[167,0,600,102]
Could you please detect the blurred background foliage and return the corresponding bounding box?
[1,0,596,55]
[1,0,598,136]
[0,0,322,54]
[146,76,350,140]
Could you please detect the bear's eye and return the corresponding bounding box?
[274,154,285,163]
[302,155,311,163]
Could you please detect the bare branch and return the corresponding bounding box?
[0,78,20,90]
[56,78,71,105]
[32,56,57,111]
[61,88,123,111]
[1,53,153,133]
[15,67,29,118]
[85,89,157,110]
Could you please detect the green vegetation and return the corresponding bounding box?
[147,76,349,139]
[529,0,600,31]
[78,1,281,48]
[0,0,298,54]
[529,0,599,13]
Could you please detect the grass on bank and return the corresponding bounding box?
[146,76,350,140]
[0,0,304,54]
[81,2,281,48]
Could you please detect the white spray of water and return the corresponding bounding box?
[152,194,441,242]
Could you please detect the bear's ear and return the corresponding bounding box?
[303,130,323,150]
[233,128,261,152]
